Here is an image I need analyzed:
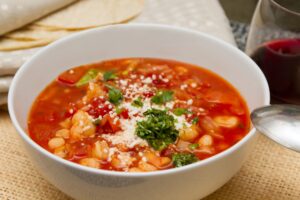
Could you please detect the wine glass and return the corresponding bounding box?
[246,0,300,104]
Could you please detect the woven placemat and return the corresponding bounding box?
[1,110,300,200]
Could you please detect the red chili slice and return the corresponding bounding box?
[57,69,84,85]
[120,109,129,119]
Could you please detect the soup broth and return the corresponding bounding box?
[28,58,250,172]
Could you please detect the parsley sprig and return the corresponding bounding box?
[151,90,173,105]
[191,117,199,124]
[103,71,117,81]
[75,69,99,87]
[136,109,178,150]
[105,84,123,105]
[172,153,199,167]
[173,108,192,116]
[131,97,143,107]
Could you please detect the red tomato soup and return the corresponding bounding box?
[28,58,250,172]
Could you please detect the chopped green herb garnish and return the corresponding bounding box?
[188,143,199,150]
[75,69,99,87]
[106,84,123,105]
[92,118,101,125]
[151,90,173,105]
[131,97,143,107]
[103,71,117,81]
[136,109,179,150]
[172,153,199,167]
[173,108,191,116]
[192,117,199,124]
[122,70,129,76]
[115,106,123,114]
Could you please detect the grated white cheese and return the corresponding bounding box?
[120,80,128,86]
[82,125,92,132]
[130,74,137,79]
[172,114,192,130]
[138,152,143,157]
[142,77,153,84]
[103,117,148,148]
[100,74,193,149]
[142,157,147,162]
[162,78,169,83]
[180,84,188,90]
[113,117,119,125]
[165,101,175,109]
[187,99,193,105]
[107,147,119,162]
[123,83,152,99]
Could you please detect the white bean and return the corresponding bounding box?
[144,151,171,168]
[70,110,96,141]
[213,116,239,128]
[198,135,213,146]
[129,167,144,172]
[80,158,100,168]
[48,137,65,149]
[92,141,109,160]
[179,125,199,142]
[138,162,157,171]
[55,129,70,139]
[54,146,67,158]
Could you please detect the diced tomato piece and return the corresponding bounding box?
[57,69,84,85]
[120,109,129,119]
[87,97,112,118]
[65,103,77,118]
[161,146,176,157]
[107,116,121,133]
[143,91,154,98]
[68,142,91,161]
[98,115,121,134]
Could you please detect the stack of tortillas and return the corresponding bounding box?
[0,0,144,107]
[0,0,144,51]
[0,0,236,107]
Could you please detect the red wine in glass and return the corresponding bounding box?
[250,38,300,104]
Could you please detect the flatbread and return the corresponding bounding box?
[0,0,144,51]
[35,0,144,30]
[0,0,77,36]
[0,76,13,93]
[5,26,78,41]
[0,93,7,106]
[0,38,51,51]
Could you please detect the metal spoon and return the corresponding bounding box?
[251,104,300,152]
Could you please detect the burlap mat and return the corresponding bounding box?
[1,109,300,200]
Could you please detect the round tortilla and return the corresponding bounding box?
[0,0,144,51]
[5,26,78,41]
[0,38,51,51]
[35,0,144,30]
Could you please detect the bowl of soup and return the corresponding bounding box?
[8,24,269,200]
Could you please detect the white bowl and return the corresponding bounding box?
[8,24,270,200]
